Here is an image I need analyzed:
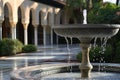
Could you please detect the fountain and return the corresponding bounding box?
[10,9,120,80]
[53,24,120,78]
[53,8,120,78]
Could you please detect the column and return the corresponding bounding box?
[0,20,3,40]
[10,22,17,40]
[23,23,28,45]
[56,35,59,46]
[11,27,16,39]
[79,37,93,78]
[43,25,47,46]
[51,28,53,45]
[34,25,38,46]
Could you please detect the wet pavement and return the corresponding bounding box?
[0,44,80,80]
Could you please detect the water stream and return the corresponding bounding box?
[0,70,3,80]
[65,37,73,72]
[92,37,110,72]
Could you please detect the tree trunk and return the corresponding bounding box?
[116,0,119,6]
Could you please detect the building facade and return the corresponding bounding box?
[0,0,62,46]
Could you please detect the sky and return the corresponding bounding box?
[103,0,116,4]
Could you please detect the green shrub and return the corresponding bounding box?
[113,41,120,63]
[0,38,23,56]
[22,44,37,53]
[76,45,112,63]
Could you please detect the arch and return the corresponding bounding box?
[30,8,36,25]
[0,0,4,20]
[47,11,54,26]
[41,10,48,25]
[4,2,13,20]
[18,6,25,22]
[19,5,30,24]
[54,10,61,24]
[2,2,12,38]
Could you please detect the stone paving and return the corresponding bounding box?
[0,44,80,80]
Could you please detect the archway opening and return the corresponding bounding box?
[28,9,34,44]
[16,7,24,43]
[46,12,52,45]
[2,3,11,38]
[38,11,43,45]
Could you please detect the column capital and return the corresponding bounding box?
[42,25,47,28]
[22,23,29,30]
[9,21,17,28]
[0,19,4,24]
[33,24,39,28]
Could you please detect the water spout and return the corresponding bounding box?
[83,9,87,24]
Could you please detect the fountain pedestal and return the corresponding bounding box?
[79,37,93,78]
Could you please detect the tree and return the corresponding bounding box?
[63,0,85,23]
[88,2,119,23]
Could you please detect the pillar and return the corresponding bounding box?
[51,28,53,45]
[43,25,47,46]
[56,35,59,47]
[23,23,28,45]
[79,37,93,78]
[0,20,3,40]
[33,25,38,46]
[10,22,17,40]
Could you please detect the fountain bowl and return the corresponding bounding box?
[53,24,120,38]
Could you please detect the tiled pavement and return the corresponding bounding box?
[0,44,80,80]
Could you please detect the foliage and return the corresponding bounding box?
[113,41,120,63]
[88,2,120,24]
[0,38,23,56]
[77,45,113,63]
[64,0,86,23]
[22,44,37,53]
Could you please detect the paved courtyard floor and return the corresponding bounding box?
[0,44,80,80]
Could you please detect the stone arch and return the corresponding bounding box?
[47,8,54,25]
[30,8,37,25]
[54,8,61,24]
[0,0,4,20]
[19,5,30,24]
[18,6,25,22]
[4,2,13,20]
[2,2,13,38]
[41,10,47,25]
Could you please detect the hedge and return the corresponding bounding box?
[0,38,23,56]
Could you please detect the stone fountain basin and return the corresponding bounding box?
[10,63,120,80]
[53,24,120,38]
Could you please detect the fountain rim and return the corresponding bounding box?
[53,24,120,28]
[10,63,120,80]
